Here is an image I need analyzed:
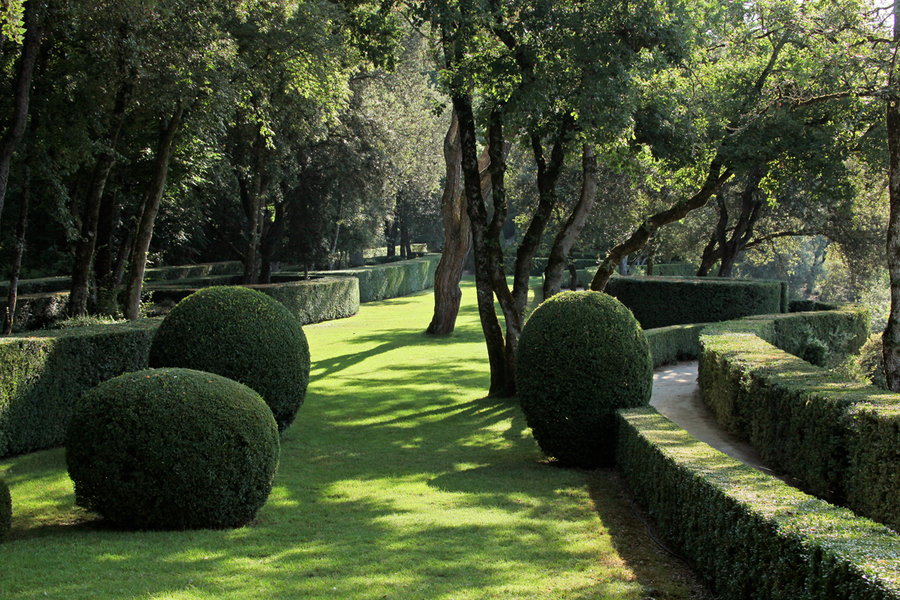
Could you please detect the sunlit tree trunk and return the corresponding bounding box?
[543,143,598,299]
[884,3,900,390]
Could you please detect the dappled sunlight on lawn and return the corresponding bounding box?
[0,278,704,599]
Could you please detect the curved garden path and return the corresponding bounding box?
[650,361,804,489]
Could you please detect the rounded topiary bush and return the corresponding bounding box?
[0,477,10,541]
[149,286,310,432]
[66,368,280,530]
[516,291,653,468]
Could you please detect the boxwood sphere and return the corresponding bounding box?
[149,286,310,432]
[65,368,280,530]
[516,291,653,468]
[0,478,10,541]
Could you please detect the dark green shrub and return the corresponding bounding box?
[66,368,279,530]
[148,286,310,432]
[0,477,10,540]
[858,333,886,390]
[516,291,653,467]
[0,319,158,458]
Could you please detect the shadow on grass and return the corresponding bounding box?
[0,281,705,600]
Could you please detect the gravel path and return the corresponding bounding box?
[650,361,803,488]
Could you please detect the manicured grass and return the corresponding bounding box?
[0,278,707,599]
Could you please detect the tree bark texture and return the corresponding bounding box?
[885,8,900,390]
[452,94,510,396]
[543,143,598,299]
[239,128,271,285]
[3,168,29,334]
[428,110,494,335]
[68,73,133,316]
[123,104,185,320]
[591,159,733,292]
[0,0,42,235]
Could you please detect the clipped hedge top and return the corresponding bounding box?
[622,407,900,591]
[700,306,886,410]
[0,318,162,342]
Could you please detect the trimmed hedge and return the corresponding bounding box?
[147,276,359,326]
[697,305,900,530]
[0,319,159,458]
[144,261,243,281]
[0,276,69,296]
[644,323,708,367]
[149,287,310,433]
[66,368,279,530]
[617,408,900,600]
[253,277,359,325]
[0,477,10,541]
[605,276,787,329]
[328,254,440,302]
[516,291,653,467]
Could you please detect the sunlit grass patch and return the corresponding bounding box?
[0,278,706,599]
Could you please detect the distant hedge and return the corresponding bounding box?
[617,408,900,600]
[644,323,708,367]
[0,320,159,458]
[144,261,243,281]
[148,276,359,326]
[696,305,900,530]
[605,276,787,329]
[329,254,440,302]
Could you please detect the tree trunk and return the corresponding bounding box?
[400,220,410,258]
[427,110,482,335]
[453,94,509,396]
[543,143,598,299]
[122,104,185,320]
[238,128,271,285]
[717,166,766,277]
[591,159,733,292]
[885,5,900,390]
[259,202,286,284]
[0,0,41,235]
[68,74,133,316]
[3,167,29,334]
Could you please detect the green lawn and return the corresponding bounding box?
[0,278,706,599]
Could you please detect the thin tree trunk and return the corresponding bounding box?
[717,166,766,277]
[543,143,598,299]
[123,104,185,320]
[453,93,509,396]
[884,3,900,390]
[69,74,133,316]
[0,0,42,234]
[3,168,29,334]
[591,159,733,292]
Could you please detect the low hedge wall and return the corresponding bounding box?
[606,276,787,329]
[144,261,243,281]
[328,254,440,303]
[617,408,900,600]
[146,277,360,326]
[252,277,359,326]
[568,272,787,329]
[645,323,708,367]
[697,305,900,529]
[0,320,159,458]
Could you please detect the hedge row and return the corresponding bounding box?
[146,276,360,326]
[697,306,900,529]
[0,320,159,458]
[644,323,707,367]
[566,273,788,329]
[606,276,787,329]
[144,261,243,281]
[328,254,440,302]
[617,408,900,600]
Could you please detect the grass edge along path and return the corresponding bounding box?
[0,278,709,599]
